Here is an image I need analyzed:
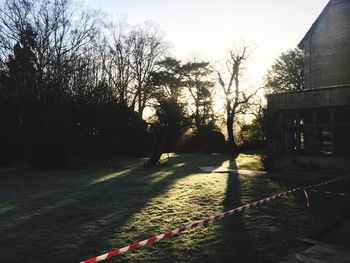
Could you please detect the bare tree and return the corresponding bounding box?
[103,20,133,105]
[216,46,260,156]
[0,0,105,166]
[32,0,103,100]
[0,0,31,56]
[128,23,168,117]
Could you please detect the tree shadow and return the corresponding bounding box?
[234,173,302,262]
[269,174,350,242]
[212,159,259,262]
[228,171,349,262]
[0,153,230,263]
[159,158,260,263]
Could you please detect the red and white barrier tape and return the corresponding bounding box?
[310,189,347,196]
[303,190,310,207]
[81,176,345,263]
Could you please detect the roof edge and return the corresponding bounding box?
[298,0,349,49]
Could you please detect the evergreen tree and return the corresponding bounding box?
[6,25,38,103]
[265,48,304,94]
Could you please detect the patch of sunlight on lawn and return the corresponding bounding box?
[173,162,185,168]
[113,172,229,261]
[2,153,344,263]
[219,160,230,168]
[236,154,264,171]
[0,165,31,173]
[0,202,16,214]
[1,198,76,230]
[161,153,178,159]
[148,170,173,184]
[29,190,56,199]
[157,153,179,163]
[88,168,134,186]
[204,154,263,172]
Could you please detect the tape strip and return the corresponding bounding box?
[303,190,310,207]
[310,189,347,196]
[81,176,345,263]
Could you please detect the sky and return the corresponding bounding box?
[81,0,329,88]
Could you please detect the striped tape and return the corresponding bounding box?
[303,190,310,207]
[310,189,347,196]
[81,176,345,263]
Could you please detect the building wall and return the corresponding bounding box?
[266,0,350,169]
[268,86,350,111]
[267,87,350,157]
[303,0,350,89]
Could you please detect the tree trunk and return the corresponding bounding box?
[145,128,166,166]
[195,107,200,131]
[137,82,142,118]
[226,113,239,157]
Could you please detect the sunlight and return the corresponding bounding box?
[220,160,231,168]
[88,168,134,185]
[148,170,173,184]
[174,162,185,168]
[148,163,185,184]
[114,171,229,257]
[0,165,31,173]
[160,153,178,159]
[1,198,77,230]
[0,202,16,214]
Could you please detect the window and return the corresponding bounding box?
[282,108,335,155]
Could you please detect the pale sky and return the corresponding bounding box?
[82,0,329,87]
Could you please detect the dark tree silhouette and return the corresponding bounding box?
[150,57,184,102]
[6,26,37,102]
[216,47,260,157]
[182,60,216,132]
[104,21,133,105]
[265,48,304,94]
[0,0,145,167]
[0,0,258,167]
[128,23,168,117]
[146,99,189,166]
[0,25,37,162]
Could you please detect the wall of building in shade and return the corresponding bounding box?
[267,86,350,155]
[267,103,350,156]
[267,0,350,161]
[268,86,350,111]
[300,0,350,89]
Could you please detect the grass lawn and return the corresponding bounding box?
[0,153,348,263]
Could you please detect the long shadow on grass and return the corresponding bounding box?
[235,173,304,262]
[161,159,260,263]
[233,172,345,261]
[0,153,230,263]
[264,174,350,248]
[212,159,259,263]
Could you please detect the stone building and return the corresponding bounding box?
[267,0,350,170]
